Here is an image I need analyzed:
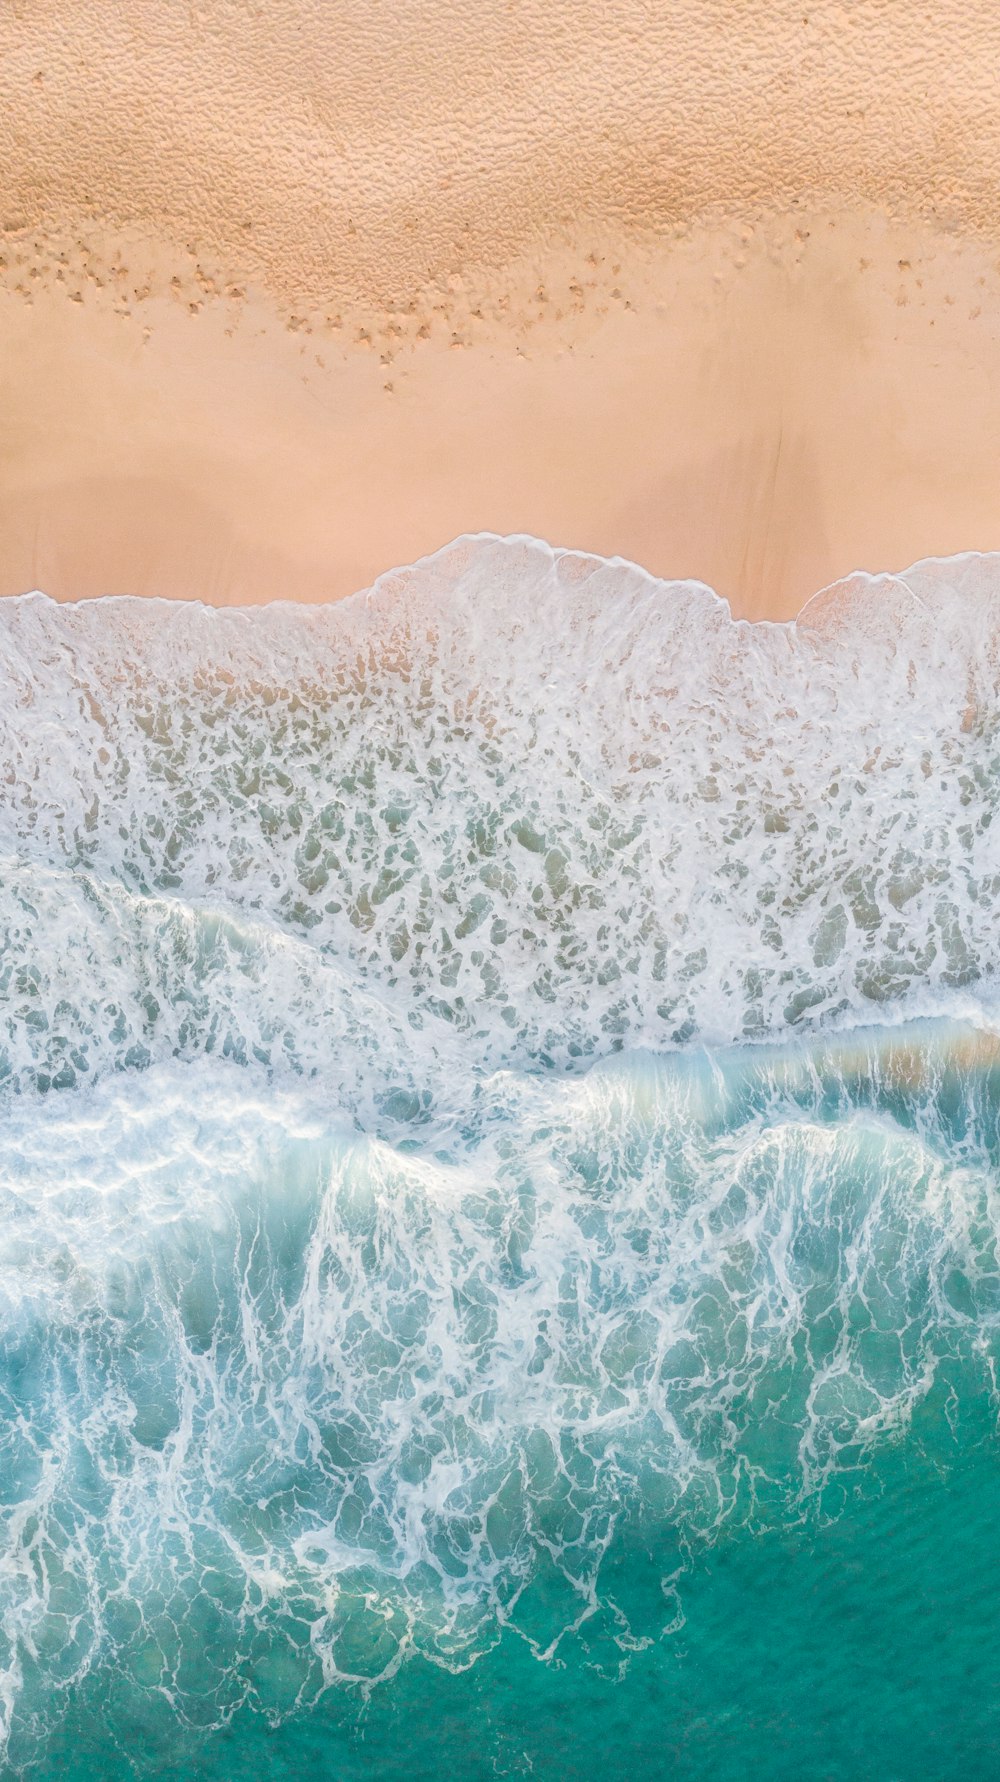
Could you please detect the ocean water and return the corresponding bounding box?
[3,534,1000,1776]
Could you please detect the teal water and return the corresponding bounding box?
[37,1438,1000,1778]
[3,538,1000,1776]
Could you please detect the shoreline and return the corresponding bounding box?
[8,536,1000,641]
[4,204,1000,622]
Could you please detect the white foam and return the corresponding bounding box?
[0,1027,996,1749]
[3,535,1000,1753]
[2,535,1000,1105]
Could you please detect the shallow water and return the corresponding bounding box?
[3,536,1000,1776]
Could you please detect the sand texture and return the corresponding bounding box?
[2,1,1000,615]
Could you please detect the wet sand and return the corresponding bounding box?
[3,2,1000,617]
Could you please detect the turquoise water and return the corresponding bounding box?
[3,537,1000,1776]
[35,1437,1000,1778]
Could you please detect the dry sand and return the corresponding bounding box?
[3,0,1000,618]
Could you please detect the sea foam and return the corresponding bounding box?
[3,535,1000,1105]
[2,536,1000,1763]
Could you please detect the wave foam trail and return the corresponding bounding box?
[3,535,1000,1762]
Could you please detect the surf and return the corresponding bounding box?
[3,535,1000,1769]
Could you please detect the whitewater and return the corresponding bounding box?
[3,534,1000,1777]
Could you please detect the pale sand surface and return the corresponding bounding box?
[3,1,1000,618]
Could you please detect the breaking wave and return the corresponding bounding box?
[3,535,1000,1769]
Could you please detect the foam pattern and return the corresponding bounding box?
[3,536,1000,1762]
[3,538,1000,1102]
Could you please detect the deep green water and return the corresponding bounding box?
[35,1433,1000,1779]
[5,541,1000,1776]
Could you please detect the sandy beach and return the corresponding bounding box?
[3,0,1000,617]
[9,6,1000,1772]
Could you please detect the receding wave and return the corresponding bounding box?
[3,535,1000,1101]
[3,535,1000,1769]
